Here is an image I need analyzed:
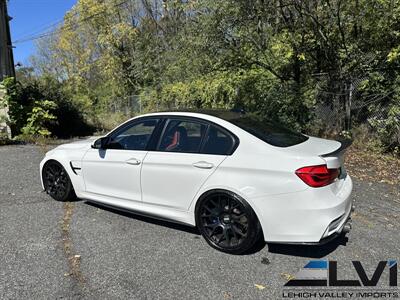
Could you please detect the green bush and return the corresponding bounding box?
[141,69,312,130]
[1,76,96,139]
[368,103,400,154]
[1,77,36,136]
[21,100,57,137]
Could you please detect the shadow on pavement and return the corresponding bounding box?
[267,233,348,258]
[85,201,200,235]
[85,201,348,257]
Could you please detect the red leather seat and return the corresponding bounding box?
[165,126,188,151]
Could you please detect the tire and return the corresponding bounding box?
[195,190,262,254]
[42,160,76,202]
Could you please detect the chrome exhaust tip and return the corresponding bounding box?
[342,219,352,233]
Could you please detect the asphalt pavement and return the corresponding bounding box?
[0,143,399,299]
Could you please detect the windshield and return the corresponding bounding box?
[230,116,308,147]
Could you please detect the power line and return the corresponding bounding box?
[13,18,64,43]
[12,0,130,44]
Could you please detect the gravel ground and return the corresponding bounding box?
[0,143,399,299]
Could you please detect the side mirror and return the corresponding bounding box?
[91,137,109,149]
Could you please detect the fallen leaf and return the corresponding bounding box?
[254,284,266,290]
[281,273,295,281]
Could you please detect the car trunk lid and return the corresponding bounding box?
[286,136,351,169]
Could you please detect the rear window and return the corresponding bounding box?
[230,116,308,147]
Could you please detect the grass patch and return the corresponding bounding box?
[61,202,85,285]
[0,133,25,146]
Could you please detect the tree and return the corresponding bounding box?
[27,0,400,151]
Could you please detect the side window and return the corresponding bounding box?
[201,126,234,155]
[108,119,158,150]
[158,119,207,153]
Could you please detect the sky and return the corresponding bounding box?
[8,0,77,66]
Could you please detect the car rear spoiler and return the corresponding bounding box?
[320,139,353,158]
[320,139,352,169]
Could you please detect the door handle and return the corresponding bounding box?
[192,161,214,169]
[126,158,141,165]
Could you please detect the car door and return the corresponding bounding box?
[82,118,160,202]
[141,117,237,210]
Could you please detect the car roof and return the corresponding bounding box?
[108,110,246,138]
[141,109,245,122]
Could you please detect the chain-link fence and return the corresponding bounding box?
[313,77,398,135]
[104,78,399,148]
[107,94,143,116]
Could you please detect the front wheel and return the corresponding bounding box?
[42,160,76,202]
[196,191,262,254]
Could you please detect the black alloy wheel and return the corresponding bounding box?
[43,161,75,202]
[196,191,262,254]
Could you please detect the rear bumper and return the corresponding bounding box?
[320,200,354,239]
[278,205,354,246]
[250,175,354,243]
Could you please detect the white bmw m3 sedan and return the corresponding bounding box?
[40,110,354,254]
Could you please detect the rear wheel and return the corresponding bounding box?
[42,160,76,202]
[196,191,261,254]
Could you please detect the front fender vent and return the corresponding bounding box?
[70,162,82,175]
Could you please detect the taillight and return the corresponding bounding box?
[295,165,339,188]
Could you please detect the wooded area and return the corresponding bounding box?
[2,0,400,153]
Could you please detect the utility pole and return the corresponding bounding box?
[0,0,14,138]
[0,0,15,81]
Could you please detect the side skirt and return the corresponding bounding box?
[80,192,196,227]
